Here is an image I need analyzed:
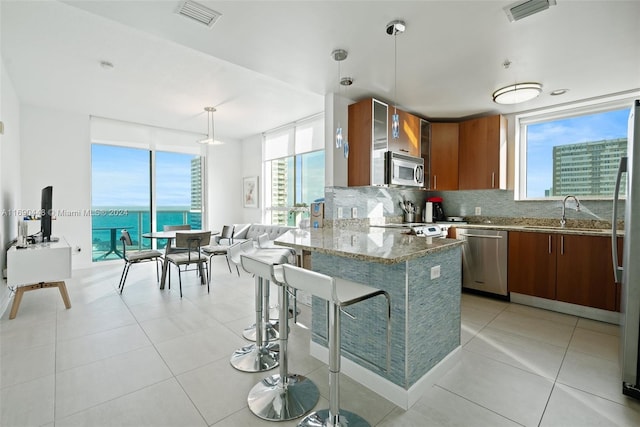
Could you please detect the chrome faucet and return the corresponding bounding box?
[560,195,581,227]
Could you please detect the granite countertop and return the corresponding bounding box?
[274,227,462,265]
[449,222,623,237]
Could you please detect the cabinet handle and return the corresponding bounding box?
[399,148,409,153]
[549,235,552,254]
[433,175,437,190]
[561,236,564,255]
[491,172,495,188]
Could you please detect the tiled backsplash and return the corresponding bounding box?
[324,186,624,227]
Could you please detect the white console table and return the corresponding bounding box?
[7,237,72,319]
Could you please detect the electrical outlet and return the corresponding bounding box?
[431,265,441,280]
[351,207,358,218]
[475,206,482,215]
[337,207,343,218]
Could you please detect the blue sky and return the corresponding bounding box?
[92,145,196,207]
[526,108,629,197]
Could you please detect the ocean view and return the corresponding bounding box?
[91,207,201,261]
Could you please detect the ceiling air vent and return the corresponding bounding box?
[504,0,556,22]
[176,0,222,28]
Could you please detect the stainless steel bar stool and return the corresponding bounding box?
[241,254,320,421]
[282,264,391,427]
[229,243,281,372]
[228,240,280,342]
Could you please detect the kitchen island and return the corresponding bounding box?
[275,227,463,409]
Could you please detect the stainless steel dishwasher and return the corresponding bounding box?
[456,228,508,297]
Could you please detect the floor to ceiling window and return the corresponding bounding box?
[263,114,325,226]
[90,117,204,261]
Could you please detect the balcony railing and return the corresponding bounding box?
[91,208,199,261]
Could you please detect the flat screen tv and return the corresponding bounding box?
[41,186,53,241]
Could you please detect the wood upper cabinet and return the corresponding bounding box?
[429,122,459,191]
[348,98,388,186]
[348,98,423,186]
[508,231,620,312]
[556,234,618,311]
[508,231,557,300]
[458,115,507,190]
[387,108,421,157]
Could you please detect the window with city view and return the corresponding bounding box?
[264,115,324,226]
[518,100,630,200]
[91,144,203,261]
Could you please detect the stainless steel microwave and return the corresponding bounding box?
[385,151,424,187]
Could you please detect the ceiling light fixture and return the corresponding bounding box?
[386,20,405,139]
[332,49,348,151]
[197,106,222,145]
[492,82,543,104]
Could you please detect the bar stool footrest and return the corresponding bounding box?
[242,320,283,342]
[247,373,320,421]
[230,342,279,372]
[299,408,371,427]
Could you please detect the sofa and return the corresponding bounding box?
[224,224,297,275]
[232,223,295,243]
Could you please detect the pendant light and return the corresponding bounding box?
[197,106,222,145]
[332,49,347,149]
[386,20,405,139]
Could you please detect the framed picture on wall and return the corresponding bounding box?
[243,176,259,208]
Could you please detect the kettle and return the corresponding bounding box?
[428,197,446,222]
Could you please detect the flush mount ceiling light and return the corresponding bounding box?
[504,0,556,22]
[386,19,406,139]
[492,82,543,104]
[197,106,223,145]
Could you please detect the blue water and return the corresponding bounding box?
[91,208,201,260]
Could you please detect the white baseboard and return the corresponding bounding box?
[510,292,621,325]
[310,341,462,410]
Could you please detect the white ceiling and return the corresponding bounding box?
[2,0,640,142]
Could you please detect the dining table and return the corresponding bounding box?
[142,229,218,289]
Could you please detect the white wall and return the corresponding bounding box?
[206,140,244,229]
[0,57,22,313]
[20,105,93,268]
[325,93,351,188]
[240,134,264,224]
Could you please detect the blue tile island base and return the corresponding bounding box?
[275,228,463,409]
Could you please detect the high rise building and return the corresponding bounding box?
[190,157,202,229]
[552,138,627,196]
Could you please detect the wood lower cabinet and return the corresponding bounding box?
[556,234,617,311]
[508,231,557,300]
[429,122,459,190]
[508,231,621,312]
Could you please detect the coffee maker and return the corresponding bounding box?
[427,197,446,222]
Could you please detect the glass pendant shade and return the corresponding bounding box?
[392,113,400,139]
[336,126,343,148]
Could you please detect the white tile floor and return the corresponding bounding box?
[2,259,640,426]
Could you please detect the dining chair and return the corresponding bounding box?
[165,231,211,298]
[201,224,235,276]
[163,224,191,255]
[117,229,163,294]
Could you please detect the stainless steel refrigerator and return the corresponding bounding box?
[613,99,640,399]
